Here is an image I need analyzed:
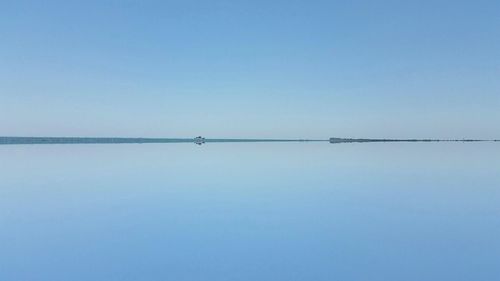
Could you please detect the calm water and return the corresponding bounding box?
[1,143,499,281]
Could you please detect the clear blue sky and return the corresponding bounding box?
[1,0,499,139]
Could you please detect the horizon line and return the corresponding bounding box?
[0,136,498,145]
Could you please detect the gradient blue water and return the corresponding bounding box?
[1,143,499,281]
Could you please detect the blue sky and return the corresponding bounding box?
[1,0,499,139]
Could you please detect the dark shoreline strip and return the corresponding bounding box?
[328,138,498,143]
[0,137,194,145]
[0,137,324,145]
[0,137,497,145]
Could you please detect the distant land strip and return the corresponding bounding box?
[327,138,498,143]
[0,136,498,145]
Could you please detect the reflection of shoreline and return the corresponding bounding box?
[0,136,497,145]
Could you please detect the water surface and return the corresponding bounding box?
[1,143,499,280]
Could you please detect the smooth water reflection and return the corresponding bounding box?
[1,143,499,281]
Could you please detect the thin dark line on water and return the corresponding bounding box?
[0,136,497,145]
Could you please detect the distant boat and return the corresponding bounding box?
[194,136,205,145]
